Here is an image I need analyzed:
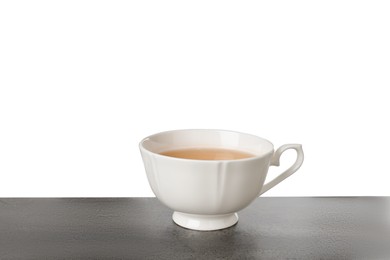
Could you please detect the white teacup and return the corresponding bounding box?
[139,129,304,231]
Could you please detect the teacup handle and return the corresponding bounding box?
[260,144,304,195]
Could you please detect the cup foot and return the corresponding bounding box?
[172,211,238,231]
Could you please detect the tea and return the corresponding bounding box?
[160,148,254,160]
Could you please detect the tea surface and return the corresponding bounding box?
[160,148,254,160]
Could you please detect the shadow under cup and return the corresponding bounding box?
[139,129,302,231]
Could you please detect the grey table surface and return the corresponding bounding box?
[0,197,389,260]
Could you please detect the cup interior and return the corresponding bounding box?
[140,129,274,159]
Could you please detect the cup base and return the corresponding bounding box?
[172,211,238,231]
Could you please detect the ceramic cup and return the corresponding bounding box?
[139,129,304,231]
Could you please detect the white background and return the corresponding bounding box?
[1,1,389,197]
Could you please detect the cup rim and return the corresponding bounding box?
[139,129,274,163]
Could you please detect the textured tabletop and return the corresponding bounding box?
[0,197,389,259]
